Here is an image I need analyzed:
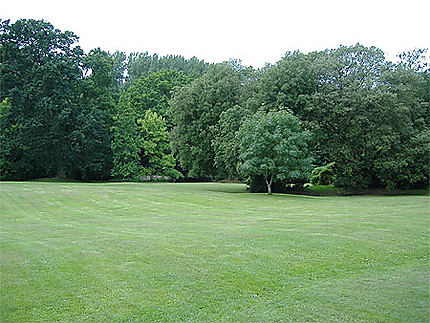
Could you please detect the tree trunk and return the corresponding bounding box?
[265,175,273,195]
[80,169,87,181]
[56,163,66,179]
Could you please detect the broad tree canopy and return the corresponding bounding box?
[237,110,312,194]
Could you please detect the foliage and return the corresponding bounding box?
[256,51,319,117]
[397,48,429,72]
[212,105,252,179]
[126,52,208,86]
[109,51,127,98]
[126,69,189,126]
[110,69,189,180]
[110,93,142,179]
[303,44,429,189]
[310,162,335,186]
[1,18,428,190]
[372,128,430,190]
[307,89,407,189]
[72,48,117,180]
[237,110,312,194]
[137,110,182,179]
[0,98,16,179]
[170,64,243,178]
[111,71,186,180]
[0,19,84,179]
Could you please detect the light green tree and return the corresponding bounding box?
[111,71,186,180]
[137,110,181,179]
[237,110,312,194]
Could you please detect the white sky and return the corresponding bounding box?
[3,0,430,67]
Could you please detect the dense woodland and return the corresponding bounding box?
[1,19,429,192]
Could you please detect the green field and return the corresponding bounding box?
[1,182,429,322]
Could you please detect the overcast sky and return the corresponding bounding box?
[3,0,430,67]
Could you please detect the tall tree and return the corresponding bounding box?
[307,88,412,189]
[111,93,142,179]
[256,51,319,117]
[170,63,242,178]
[110,71,185,180]
[137,110,181,179]
[0,19,83,179]
[110,50,127,100]
[372,51,430,189]
[126,69,188,126]
[304,44,428,189]
[73,48,117,180]
[212,105,252,179]
[126,52,208,86]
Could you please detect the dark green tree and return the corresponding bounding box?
[127,69,188,126]
[372,51,430,189]
[0,19,83,179]
[212,105,252,179]
[307,88,412,189]
[170,64,242,178]
[110,50,127,100]
[72,48,118,180]
[126,52,208,86]
[305,44,429,189]
[256,51,319,117]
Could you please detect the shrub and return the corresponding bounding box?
[310,162,335,186]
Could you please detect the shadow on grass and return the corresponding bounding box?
[12,178,430,197]
[291,185,430,197]
[208,184,429,197]
[205,187,248,194]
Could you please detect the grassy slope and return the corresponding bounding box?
[1,182,429,322]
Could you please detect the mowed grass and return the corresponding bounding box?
[1,182,429,322]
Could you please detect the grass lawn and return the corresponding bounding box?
[1,182,429,322]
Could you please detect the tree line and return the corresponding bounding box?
[1,19,429,192]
